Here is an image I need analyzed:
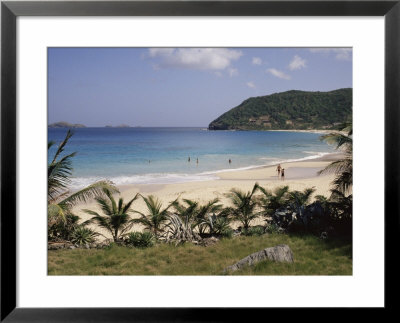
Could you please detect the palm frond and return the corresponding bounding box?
[318,158,352,176]
[48,204,66,222]
[319,122,353,196]
[50,129,74,164]
[90,215,113,234]
[59,181,119,208]
[48,141,56,150]
[94,196,113,215]
[331,171,352,195]
[48,152,76,201]
[122,193,139,213]
[82,209,102,217]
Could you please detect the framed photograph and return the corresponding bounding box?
[1,0,398,320]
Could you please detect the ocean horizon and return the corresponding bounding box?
[48,127,336,189]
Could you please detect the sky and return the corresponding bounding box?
[48,47,352,127]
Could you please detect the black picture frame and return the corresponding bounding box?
[1,0,398,321]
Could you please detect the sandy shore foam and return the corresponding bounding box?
[71,152,341,240]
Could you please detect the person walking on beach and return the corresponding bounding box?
[281,168,285,180]
[188,156,190,162]
[276,164,281,177]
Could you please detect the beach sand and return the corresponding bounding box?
[71,153,340,239]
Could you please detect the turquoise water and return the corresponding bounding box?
[48,127,335,189]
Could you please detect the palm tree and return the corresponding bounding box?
[258,185,290,217]
[173,198,223,236]
[133,195,176,239]
[319,122,352,195]
[226,183,260,230]
[164,198,201,244]
[172,198,200,228]
[328,189,353,220]
[83,189,139,242]
[195,198,224,236]
[48,130,119,224]
[287,187,316,213]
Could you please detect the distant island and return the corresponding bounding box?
[105,124,131,128]
[48,122,86,128]
[208,88,352,131]
[49,122,134,128]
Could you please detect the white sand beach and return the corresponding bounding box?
[72,153,341,239]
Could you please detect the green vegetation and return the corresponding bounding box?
[241,226,265,236]
[318,122,353,236]
[125,232,155,248]
[48,130,118,242]
[48,234,352,275]
[225,183,260,229]
[48,128,353,275]
[208,88,352,130]
[83,189,139,242]
[319,122,353,195]
[132,195,175,239]
[70,226,99,246]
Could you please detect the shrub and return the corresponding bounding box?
[163,214,201,245]
[265,223,283,234]
[242,226,264,236]
[48,214,80,242]
[126,231,155,248]
[220,227,234,239]
[70,226,98,245]
[212,216,232,236]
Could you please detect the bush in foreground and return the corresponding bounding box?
[125,232,155,248]
[70,226,99,246]
[242,226,264,237]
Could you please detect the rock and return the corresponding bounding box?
[320,232,328,239]
[69,246,76,250]
[200,236,219,247]
[232,230,241,237]
[223,244,294,273]
[48,242,72,250]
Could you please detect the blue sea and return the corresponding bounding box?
[48,127,335,189]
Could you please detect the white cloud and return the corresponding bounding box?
[147,48,243,70]
[228,68,238,77]
[252,57,262,65]
[288,55,306,70]
[309,48,352,60]
[267,68,291,80]
[246,81,256,88]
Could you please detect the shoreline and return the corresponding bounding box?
[206,129,343,134]
[69,152,342,190]
[266,129,342,134]
[72,153,341,239]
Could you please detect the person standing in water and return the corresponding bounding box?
[276,164,281,177]
[281,168,285,180]
[196,158,199,164]
[229,159,232,164]
[188,156,190,162]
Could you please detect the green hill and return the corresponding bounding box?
[208,88,352,130]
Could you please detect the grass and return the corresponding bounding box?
[48,234,352,275]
